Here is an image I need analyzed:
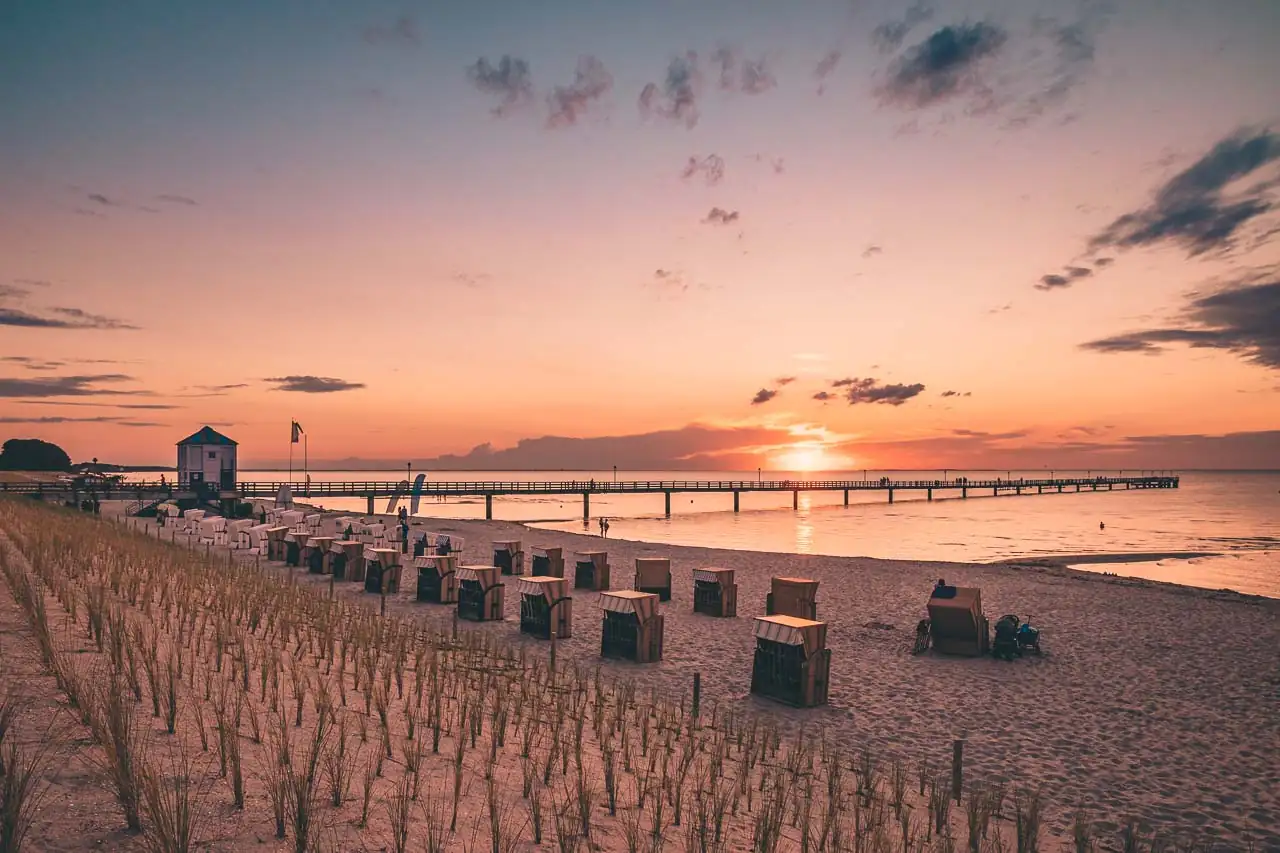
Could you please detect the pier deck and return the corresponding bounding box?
[1,475,1179,520]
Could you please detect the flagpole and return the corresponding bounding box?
[304,433,309,496]
[288,421,293,484]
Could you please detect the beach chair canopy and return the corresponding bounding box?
[600,590,658,621]
[635,558,671,583]
[332,540,363,555]
[493,539,522,552]
[517,576,564,600]
[280,511,304,526]
[183,509,206,521]
[754,615,827,658]
[307,536,334,550]
[457,565,499,585]
[694,567,734,584]
[532,546,560,559]
[413,554,453,569]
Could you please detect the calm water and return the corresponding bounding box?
[239,469,1280,598]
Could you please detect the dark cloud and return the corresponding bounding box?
[703,207,740,226]
[466,55,534,116]
[951,429,1029,440]
[192,383,249,394]
[264,375,367,393]
[862,244,883,259]
[775,377,796,386]
[872,2,935,53]
[939,390,972,397]
[0,305,138,330]
[156,194,198,206]
[838,377,927,406]
[639,52,701,128]
[1088,127,1280,257]
[1036,274,1069,290]
[0,284,30,300]
[750,388,778,405]
[987,303,1013,314]
[547,56,613,128]
[363,15,420,47]
[681,154,725,185]
[1080,271,1280,370]
[812,391,834,402]
[878,22,1007,110]
[86,192,120,206]
[0,374,145,398]
[74,208,105,218]
[13,279,50,287]
[1093,257,1114,267]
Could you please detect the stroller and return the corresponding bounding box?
[992,615,1042,660]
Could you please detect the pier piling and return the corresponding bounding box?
[485,494,493,520]
[583,492,590,523]
[733,490,740,512]
[664,491,671,517]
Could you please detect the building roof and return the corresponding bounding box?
[176,426,238,446]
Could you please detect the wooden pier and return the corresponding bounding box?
[1,474,1179,520]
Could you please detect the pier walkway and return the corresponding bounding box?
[0,474,1179,520]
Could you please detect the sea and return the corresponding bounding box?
[234,469,1280,599]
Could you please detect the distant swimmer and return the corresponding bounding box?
[1099,522,1106,530]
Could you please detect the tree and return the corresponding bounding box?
[0,438,73,472]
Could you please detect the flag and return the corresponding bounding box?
[291,421,303,443]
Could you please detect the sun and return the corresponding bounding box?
[775,444,827,472]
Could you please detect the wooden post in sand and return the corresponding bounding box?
[952,739,964,804]
[692,672,702,718]
[551,629,557,673]
[329,573,335,599]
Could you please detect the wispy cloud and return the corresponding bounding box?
[546,56,613,128]
[680,154,725,185]
[0,305,138,330]
[1080,267,1280,370]
[0,356,64,371]
[0,374,149,398]
[750,388,778,405]
[775,377,797,386]
[466,55,535,116]
[1087,127,1280,258]
[86,192,121,206]
[872,2,935,54]
[264,375,367,393]
[862,244,883,259]
[940,390,973,397]
[363,14,420,48]
[1035,265,1093,290]
[710,46,777,95]
[0,415,165,427]
[639,52,701,128]
[877,22,1007,111]
[19,400,180,409]
[814,50,842,94]
[155,194,198,206]
[703,207,739,225]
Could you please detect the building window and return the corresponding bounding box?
[209,451,216,459]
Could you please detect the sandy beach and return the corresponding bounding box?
[121,504,1280,846]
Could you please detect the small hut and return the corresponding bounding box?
[693,568,738,617]
[265,526,290,561]
[176,426,238,492]
[750,615,831,707]
[574,550,610,591]
[415,554,458,604]
[457,565,504,622]
[927,587,989,656]
[766,577,819,620]
[328,540,364,580]
[531,546,565,578]
[517,576,572,640]
[305,537,334,573]
[634,557,672,600]
[493,539,524,576]
[599,591,664,663]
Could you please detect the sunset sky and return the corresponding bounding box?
[2,0,1278,470]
